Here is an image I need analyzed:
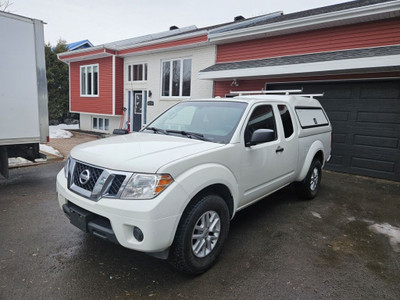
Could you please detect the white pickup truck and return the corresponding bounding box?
[57,93,331,274]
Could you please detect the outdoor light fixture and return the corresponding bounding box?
[231,79,239,87]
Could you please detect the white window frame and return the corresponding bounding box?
[127,63,148,82]
[161,58,192,99]
[92,117,109,131]
[80,64,99,97]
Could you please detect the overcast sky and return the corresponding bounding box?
[8,0,350,46]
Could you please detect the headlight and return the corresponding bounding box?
[64,156,71,179]
[121,173,173,200]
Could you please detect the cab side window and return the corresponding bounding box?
[278,105,294,138]
[244,105,277,145]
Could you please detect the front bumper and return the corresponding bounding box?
[56,170,187,253]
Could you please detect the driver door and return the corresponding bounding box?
[238,104,292,207]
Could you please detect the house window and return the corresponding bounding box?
[128,63,147,81]
[161,58,191,97]
[92,117,109,131]
[80,64,99,96]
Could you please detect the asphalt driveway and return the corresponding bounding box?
[0,162,399,299]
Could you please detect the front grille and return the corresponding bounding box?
[108,175,126,195]
[72,162,103,192]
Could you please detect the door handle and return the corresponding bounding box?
[276,146,284,153]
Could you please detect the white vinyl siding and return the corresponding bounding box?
[123,45,216,124]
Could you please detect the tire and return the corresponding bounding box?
[295,159,322,200]
[168,194,230,275]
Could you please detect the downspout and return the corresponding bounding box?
[112,54,116,115]
[68,62,71,116]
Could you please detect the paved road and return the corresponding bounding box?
[1,162,399,299]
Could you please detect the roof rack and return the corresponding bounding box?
[298,94,324,98]
[229,89,302,96]
[229,89,324,98]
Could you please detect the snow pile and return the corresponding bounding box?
[8,156,47,167]
[369,223,400,252]
[49,124,79,139]
[39,144,63,157]
[8,157,32,165]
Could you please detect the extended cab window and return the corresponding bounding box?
[244,105,277,145]
[278,105,294,138]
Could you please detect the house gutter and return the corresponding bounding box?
[116,30,208,52]
[57,47,116,63]
[208,0,400,44]
[57,29,209,62]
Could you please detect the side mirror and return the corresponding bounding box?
[247,129,275,146]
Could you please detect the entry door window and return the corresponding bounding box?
[135,93,142,114]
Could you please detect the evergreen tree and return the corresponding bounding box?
[45,40,73,123]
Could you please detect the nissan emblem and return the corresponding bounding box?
[79,169,91,185]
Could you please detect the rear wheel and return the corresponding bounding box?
[295,159,322,200]
[168,194,230,275]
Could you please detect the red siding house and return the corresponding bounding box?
[198,0,400,181]
[59,0,400,181]
[58,27,217,133]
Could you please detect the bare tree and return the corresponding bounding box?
[0,1,13,12]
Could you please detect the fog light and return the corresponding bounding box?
[133,226,144,242]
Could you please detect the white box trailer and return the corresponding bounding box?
[0,11,49,178]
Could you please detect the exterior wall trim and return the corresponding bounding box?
[72,111,116,117]
[118,42,210,58]
[112,55,116,115]
[68,63,71,114]
[208,1,400,43]
[58,48,115,62]
[58,31,208,61]
[117,30,208,52]
[118,35,208,56]
[265,76,400,86]
[198,54,400,80]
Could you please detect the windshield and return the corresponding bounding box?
[143,101,247,143]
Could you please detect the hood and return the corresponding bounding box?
[70,132,223,173]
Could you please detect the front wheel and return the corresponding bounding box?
[295,159,322,200]
[168,194,230,275]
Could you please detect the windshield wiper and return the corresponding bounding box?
[144,127,169,135]
[166,130,209,141]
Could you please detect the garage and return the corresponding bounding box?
[268,80,400,181]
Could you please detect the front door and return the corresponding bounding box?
[129,91,145,132]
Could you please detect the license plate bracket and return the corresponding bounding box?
[69,205,94,233]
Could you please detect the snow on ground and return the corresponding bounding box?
[8,156,48,167]
[311,211,322,219]
[8,157,32,165]
[369,223,400,252]
[8,124,76,166]
[39,144,63,157]
[8,144,63,167]
[49,124,79,139]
